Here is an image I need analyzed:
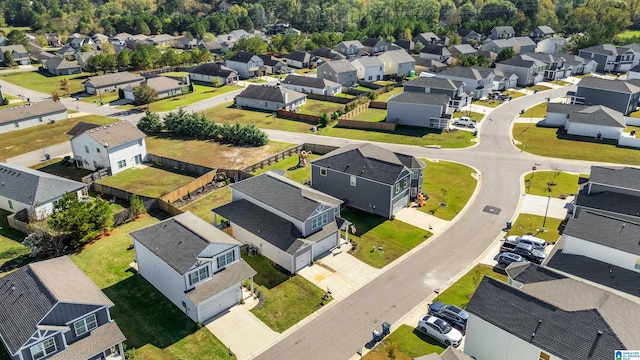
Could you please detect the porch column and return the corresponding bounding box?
[250,276,254,296]
[118,343,124,358]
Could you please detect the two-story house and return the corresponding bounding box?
[257,54,289,75]
[335,40,366,58]
[316,59,358,87]
[490,26,515,40]
[419,44,451,63]
[0,45,30,65]
[494,54,546,86]
[0,256,126,360]
[283,51,318,69]
[412,32,445,47]
[361,38,390,55]
[510,37,537,54]
[213,172,344,274]
[578,44,635,73]
[458,29,482,44]
[377,49,415,77]
[225,51,264,79]
[130,212,256,323]
[529,25,555,42]
[403,77,470,108]
[68,120,147,175]
[387,92,452,129]
[311,143,426,219]
[574,77,640,115]
[350,56,384,82]
[481,39,514,55]
[561,53,597,76]
[280,74,342,96]
[435,66,494,99]
[520,52,568,80]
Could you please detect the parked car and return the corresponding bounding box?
[513,242,547,264]
[417,315,463,347]
[497,252,527,267]
[499,237,519,253]
[428,301,469,331]
[454,116,476,128]
[506,234,547,249]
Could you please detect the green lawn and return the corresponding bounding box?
[0,210,30,276]
[353,86,374,93]
[550,79,572,86]
[181,187,232,223]
[98,165,196,198]
[253,153,320,184]
[0,114,116,161]
[419,160,477,221]
[342,208,431,268]
[364,325,445,360]
[351,108,387,122]
[298,99,345,116]
[79,92,120,105]
[523,171,583,197]
[437,264,508,309]
[251,276,330,332]
[525,84,552,92]
[205,103,313,132]
[519,102,547,118]
[513,124,640,165]
[334,92,356,99]
[502,90,525,98]
[375,87,403,102]
[454,110,485,123]
[506,213,562,243]
[160,71,189,78]
[245,78,267,84]
[241,250,290,289]
[294,68,316,75]
[30,157,93,181]
[628,110,640,119]
[472,99,502,108]
[1,70,92,96]
[616,30,640,40]
[149,84,242,112]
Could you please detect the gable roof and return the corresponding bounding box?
[580,44,620,55]
[536,25,555,34]
[510,36,536,47]
[567,105,625,128]
[188,62,237,78]
[404,77,463,91]
[0,162,85,206]
[492,26,515,34]
[0,256,113,355]
[437,66,491,80]
[577,77,640,94]
[589,166,640,190]
[237,84,306,104]
[351,56,383,67]
[338,40,364,49]
[199,41,222,51]
[561,53,591,66]
[378,49,415,64]
[84,72,144,89]
[144,76,182,93]
[498,54,546,68]
[564,209,640,256]
[320,59,357,73]
[257,54,285,67]
[44,56,80,70]
[227,51,258,63]
[311,47,345,60]
[414,346,474,360]
[575,188,640,218]
[413,32,440,44]
[388,91,449,106]
[312,143,424,185]
[67,121,101,137]
[0,100,67,125]
[230,172,342,222]
[546,103,590,115]
[130,212,240,275]
[449,44,477,55]
[0,44,28,54]
[281,74,340,89]
[284,51,312,62]
[75,120,145,149]
[420,44,451,56]
[361,38,386,47]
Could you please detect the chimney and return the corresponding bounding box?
[283,89,288,104]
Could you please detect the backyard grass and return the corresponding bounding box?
[550,79,572,86]
[294,68,316,75]
[30,157,93,181]
[513,124,640,165]
[149,84,242,112]
[375,87,403,102]
[502,90,525,98]
[519,102,547,118]
[0,210,30,276]
[333,92,356,99]
[1,70,92,96]
[506,213,562,243]
[181,187,232,223]
[353,86,374,93]
[98,165,196,198]
[523,170,583,197]
[245,78,267,84]
[436,264,508,309]
[419,160,477,221]
[253,153,320,184]
[0,114,116,161]
[251,275,330,332]
[629,110,640,118]
[341,208,431,268]
[525,84,552,92]
[298,99,345,116]
[204,102,313,132]
[351,108,387,122]
[160,71,189,78]
[363,325,445,360]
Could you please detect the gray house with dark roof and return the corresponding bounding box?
[387,92,452,128]
[131,212,256,323]
[225,51,264,79]
[0,256,125,360]
[83,72,144,95]
[529,25,555,42]
[578,44,635,73]
[419,44,451,63]
[490,26,515,40]
[0,45,30,65]
[335,40,365,58]
[495,54,546,86]
[0,100,68,134]
[350,56,384,81]
[311,143,426,218]
[235,84,306,111]
[213,172,344,274]
[188,62,239,85]
[257,54,288,75]
[317,59,357,87]
[435,66,494,99]
[574,77,640,115]
[458,29,482,44]
[280,74,342,95]
[43,57,81,76]
[283,51,318,69]
[361,38,390,55]
[403,77,470,108]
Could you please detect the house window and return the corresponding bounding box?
[135,154,143,164]
[403,178,408,188]
[320,168,327,176]
[539,352,550,360]
[412,170,419,179]
[39,117,43,122]
[93,161,98,169]
[96,147,101,153]
[85,145,89,153]
[73,313,98,336]
[312,212,328,230]
[14,122,19,128]
[217,251,235,268]
[8,200,13,209]
[30,338,56,359]
[395,183,400,193]
[117,159,126,169]
[189,266,209,286]
[350,176,356,186]
[368,76,372,81]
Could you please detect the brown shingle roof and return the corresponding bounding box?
[0,100,67,125]
[80,120,145,148]
[83,71,144,89]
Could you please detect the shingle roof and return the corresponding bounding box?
[145,76,182,93]
[44,56,80,70]
[580,44,618,56]
[536,25,555,34]
[0,162,85,206]
[567,105,625,128]
[437,66,489,80]
[449,44,477,55]
[378,49,415,64]
[130,212,239,275]
[589,166,640,190]
[48,321,125,360]
[229,172,342,222]
[311,47,345,60]
[321,59,357,73]
[404,77,463,91]
[188,62,237,77]
[67,121,101,137]
[0,44,28,54]
[492,26,515,34]
[510,36,536,46]
[312,143,422,185]
[505,262,565,284]
[281,74,340,89]
[227,51,258,63]
[546,103,590,115]
[237,84,306,104]
[564,209,640,255]
[361,38,387,47]
[77,120,145,148]
[0,100,67,125]
[575,189,640,218]
[420,44,451,56]
[351,56,383,67]
[284,51,312,62]
[561,53,590,66]
[388,92,449,106]
[186,260,256,304]
[257,54,285,67]
[414,346,474,360]
[199,41,222,51]
[338,40,364,49]
[84,71,144,89]
[577,77,640,94]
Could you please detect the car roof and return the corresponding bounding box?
[516,242,534,249]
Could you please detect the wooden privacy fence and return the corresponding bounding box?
[81,169,110,184]
[147,154,214,176]
[277,110,320,124]
[241,144,304,173]
[91,183,157,210]
[342,88,370,98]
[158,199,184,216]
[339,101,371,120]
[369,101,387,109]
[307,93,354,104]
[159,171,217,204]
[338,119,396,131]
[302,143,338,155]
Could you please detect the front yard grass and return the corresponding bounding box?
[241,250,289,289]
[363,325,445,360]
[523,170,583,197]
[149,84,242,112]
[375,87,403,102]
[0,114,116,161]
[0,209,30,276]
[513,124,640,165]
[454,110,485,123]
[181,186,232,223]
[419,160,477,221]
[341,208,431,268]
[506,213,562,243]
[502,90,525,98]
[351,108,387,122]
[97,165,196,198]
[253,153,320,184]
[298,99,345,116]
[437,264,508,309]
[519,102,547,118]
[525,84,552,92]
[1,70,92,96]
[472,99,502,108]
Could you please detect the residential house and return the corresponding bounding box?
[565,105,626,140]
[377,49,415,77]
[628,64,640,80]
[520,52,569,80]
[491,69,518,90]
[76,51,99,70]
[481,39,513,55]
[562,53,597,75]
[509,37,537,55]
[146,34,175,47]
[311,143,426,218]
[198,41,223,56]
[44,33,61,47]
[310,47,345,61]
[109,33,132,46]
[335,40,365,58]
[0,36,8,46]
[618,43,640,68]
[529,25,555,42]
[435,66,494,99]
[55,45,78,59]
[0,100,67,134]
[68,120,147,175]
[449,44,478,58]
[280,75,342,96]
[174,37,198,50]
[415,347,473,360]
[350,56,384,82]
[543,103,590,127]
[394,39,414,53]
[387,92,452,129]
[0,163,85,219]
[0,256,126,360]
[0,45,30,65]
[257,54,288,75]
[235,84,306,111]
[495,54,546,86]
[283,51,318,69]
[83,72,145,95]
[464,264,640,360]
[31,50,55,64]
[215,30,252,50]
[225,51,264,79]
[316,59,358,87]
[43,57,81,76]
[413,32,445,47]
[404,77,470,108]
[414,58,448,74]
[66,36,94,50]
[574,77,640,115]
[188,63,239,85]
[490,26,515,40]
[91,33,109,44]
[361,38,390,55]
[458,29,482,44]
[419,44,451,63]
[536,37,568,55]
[213,172,344,274]
[130,212,256,323]
[123,76,184,102]
[578,44,635,73]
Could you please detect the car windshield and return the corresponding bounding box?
[446,305,463,314]
[434,318,452,333]
[532,249,546,257]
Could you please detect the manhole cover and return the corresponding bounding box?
[483,206,501,215]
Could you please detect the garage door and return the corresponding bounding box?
[312,234,337,258]
[198,286,241,323]
[295,251,311,273]
[391,195,408,215]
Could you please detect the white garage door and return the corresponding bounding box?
[392,195,408,215]
[312,234,337,259]
[295,251,311,273]
[198,286,241,323]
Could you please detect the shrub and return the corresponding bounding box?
[129,194,147,219]
[319,113,329,127]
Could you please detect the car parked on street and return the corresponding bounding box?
[513,242,547,264]
[417,315,463,347]
[497,252,527,267]
[428,301,469,331]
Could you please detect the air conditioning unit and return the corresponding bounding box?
[49,119,56,124]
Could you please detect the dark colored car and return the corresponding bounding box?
[428,301,469,331]
[498,252,527,267]
[513,242,547,264]
[499,238,519,253]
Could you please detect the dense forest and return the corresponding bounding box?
[0,0,638,51]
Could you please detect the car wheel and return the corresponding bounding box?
[445,340,451,346]
[420,327,427,333]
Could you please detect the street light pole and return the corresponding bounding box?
[542,195,551,230]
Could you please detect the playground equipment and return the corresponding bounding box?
[298,150,311,167]
[417,193,426,207]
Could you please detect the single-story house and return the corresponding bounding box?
[458,29,482,44]
[174,36,198,50]
[0,100,67,134]
[76,51,99,70]
[316,59,358,87]
[564,105,626,140]
[146,34,176,46]
[377,49,415,77]
[198,41,224,55]
[123,76,184,102]
[83,72,145,95]
[235,84,306,111]
[43,57,82,76]
[387,92,452,129]
[280,75,342,96]
[130,212,257,323]
[257,54,289,75]
[188,62,239,85]
[543,103,590,127]
[350,56,384,82]
[0,44,30,65]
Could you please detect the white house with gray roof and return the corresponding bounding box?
[68,120,147,175]
[280,74,342,95]
[130,212,256,323]
[350,56,384,81]
[377,49,415,77]
[235,84,306,111]
[564,105,626,140]
[495,54,546,86]
[387,92,452,129]
[316,59,357,87]
[0,256,125,360]
[213,172,344,274]
[0,100,68,134]
[0,163,85,220]
[83,71,144,95]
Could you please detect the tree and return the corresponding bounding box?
[129,194,147,219]
[80,43,93,52]
[86,54,104,74]
[497,48,515,62]
[132,85,157,106]
[3,51,14,67]
[51,91,61,102]
[137,109,164,134]
[234,37,268,54]
[479,0,518,21]
[117,50,131,70]
[48,193,113,248]
[60,79,71,95]
[6,29,30,50]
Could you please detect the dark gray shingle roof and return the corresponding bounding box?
[186,260,256,304]
[84,71,144,89]
[188,63,237,77]
[281,74,340,89]
[45,56,81,70]
[567,105,625,128]
[546,103,590,114]
[227,51,258,63]
[575,189,640,218]
[237,85,306,104]
[404,77,463,91]
[284,51,312,62]
[564,210,640,255]
[388,92,449,106]
[577,77,640,94]
[48,321,125,360]
[67,121,100,137]
[0,163,85,206]
[589,166,640,190]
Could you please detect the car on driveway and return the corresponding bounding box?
[507,234,547,249]
[513,242,547,264]
[417,315,463,347]
[428,301,469,331]
[497,252,527,267]
[499,237,519,253]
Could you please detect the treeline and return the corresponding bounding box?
[85,44,213,73]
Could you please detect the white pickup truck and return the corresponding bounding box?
[453,117,477,128]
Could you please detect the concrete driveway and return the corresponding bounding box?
[520,194,573,219]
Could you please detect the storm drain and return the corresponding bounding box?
[483,206,501,215]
